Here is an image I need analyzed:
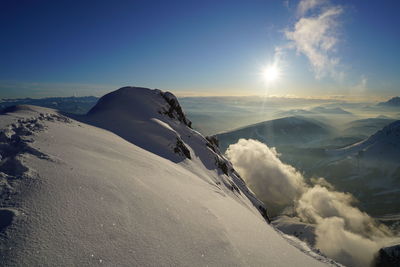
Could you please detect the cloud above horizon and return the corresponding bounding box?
[284,0,344,80]
[297,0,328,16]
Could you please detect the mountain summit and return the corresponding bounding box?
[0,87,330,266]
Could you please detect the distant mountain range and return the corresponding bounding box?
[343,117,396,138]
[216,112,400,217]
[275,109,316,117]
[275,106,352,118]
[317,120,400,216]
[378,96,400,107]
[310,106,352,115]
[0,96,98,114]
[216,116,333,152]
[337,120,400,167]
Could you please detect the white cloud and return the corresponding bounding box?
[297,185,391,235]
[226,139,305,212]
[297,0,328,16]
[352,75,368,93]
[226,139,398,266]
[314,217,382,267]
[284,0,343,79]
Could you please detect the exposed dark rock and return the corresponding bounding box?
[160,92,192,128]
[206,136,220,154]
[174,138,191,159]
[206,135,219,148]
[216,157,229,176]
[0,209,15,232]
[258,205,271,223]
[375,244,400,267]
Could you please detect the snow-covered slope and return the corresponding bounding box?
[378,96,400,107]
[314,120,400,216]
[335,120,400,166]
[343,117,396,138]
[216,116,332,152]
[0,87,330,266]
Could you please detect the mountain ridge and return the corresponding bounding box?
[0,87,331,266]
[216,116,333,152]
[378,97,400,107]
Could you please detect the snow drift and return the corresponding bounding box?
[0,87,330,266]
[226,139,399,267]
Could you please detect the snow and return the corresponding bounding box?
[273,216,317,246]
[0,87,331,266]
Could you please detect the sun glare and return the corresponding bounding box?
[263,65,281,82]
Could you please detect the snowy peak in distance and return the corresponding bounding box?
[216,116,332,152]
[310,106,352,115]
[378,96,400,107]
[339,119,400,164]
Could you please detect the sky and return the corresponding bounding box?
[1,0,399,99]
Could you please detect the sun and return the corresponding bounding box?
[263,65,281,82]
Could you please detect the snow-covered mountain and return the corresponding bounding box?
[0,96,98,114]
[275,109,316,117]
[309,120,400,216]
[310,106,352,115]
[216,116,333,152]
[336,120,400,166]
[343,117,396,138]
[0,87,330,266]
[378,97,400,107]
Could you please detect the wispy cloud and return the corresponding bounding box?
[352,75,368,93]
[283,0,344,80]
[296,0,328,16]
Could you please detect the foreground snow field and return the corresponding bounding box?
[0,87,332,266]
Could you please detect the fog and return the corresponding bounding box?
[225,139,305,213]
[226,139,399,267]
[178,96,400,135]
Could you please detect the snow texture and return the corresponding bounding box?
[0,87,330,266]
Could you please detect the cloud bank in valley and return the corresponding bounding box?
[226,139,397,267]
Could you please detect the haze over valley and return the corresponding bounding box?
[1,0,400,266]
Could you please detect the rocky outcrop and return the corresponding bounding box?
[375,244,400,267]
[160,91,192,128]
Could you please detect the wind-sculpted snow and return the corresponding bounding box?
[226,139,400,267]
[0,89,330,266]
[85,87,270,221]
[0,108,69,239]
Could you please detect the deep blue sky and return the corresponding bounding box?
[1,0,399,99]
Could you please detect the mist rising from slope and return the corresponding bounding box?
[225,139,305,213]
[226,139,397,267]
